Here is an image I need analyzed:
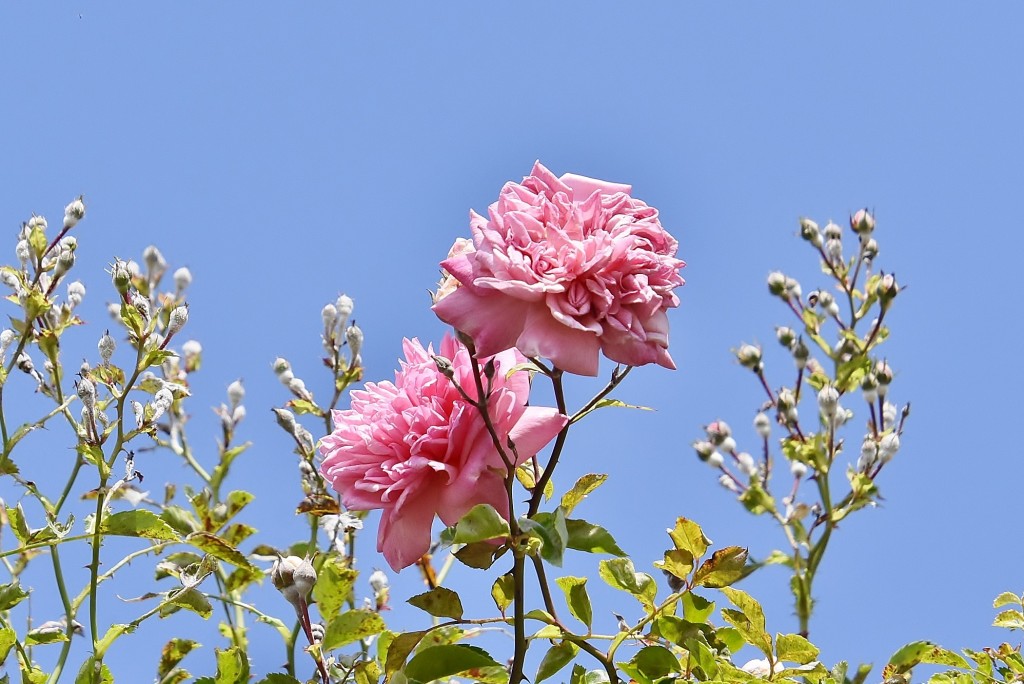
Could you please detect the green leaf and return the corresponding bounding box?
[776,633,819,665]
[214,646,249,684]
[0,626,16,664]
[385,630,426,675]
[5,505,30,545]
[884,640,937,677]
[408,587,464,620]
[0,583,29,611]
[523,508,569,566]
[491,574,514,616]
[993,609,1024,630]
[25,630,68,646]
[720,587,772,657]
[404,644,502,682]
[560,474,608,515]
[162,588,213,619]
[185,532,254,569]
[449,504,510,544]
[157,638,199,679]
[570,664,611,684]
[739,484,776,515]
[75,658,112,684]
[555,576,593,630]
[454,540,505,569]
[565,518,626,556]
[668,517,709,558]
[536,642,579,683]
[101,510,180,541]
[312,557,357,622]
[994,591,1022,608]
[159,506,199,535]
[920,645,971,670]
[572,397,653,423]
[28,226,47,261]
[287,398,324,417]
[255,675,301,684]
[654,549,694,581]
[682,592,715,622]
[354,660,382,684]
[95,624,135,657]
[692,546,749,588]
[322,609,385,651]
[625,645,682,682]
[598,558,657,610]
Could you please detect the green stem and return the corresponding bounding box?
[509,552,527,684]
[45,547,76,684]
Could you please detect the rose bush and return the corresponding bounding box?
[433,161,686,376]
[319,334,566,570]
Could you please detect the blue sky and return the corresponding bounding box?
[3,2,1023,680]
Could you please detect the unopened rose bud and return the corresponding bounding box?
[335,294,354,331]
[173,267,192,291]
[754,412,771,438]
[167,304,189,336]
[368,568,389,594]
[707,451,725,469]
[878,273,899,309]
[799,218,823,247]
[142,246,167,280]
[705,420,732,444]
[882,401,898,431]
[66,281,85,309]
[432,355,454,378]
[15,240,30,265]
[878,432,900,463]
[288,377,312,402]
[874,361,893,395]
[272,407,297,435]
[271,556,317,607]
[346,323,363,360]
[790,460,808,478]
[63,196,86,230]
[53,248,76,279]
[719,436,736,454]
[817,385,840,419]
[227,379,245,408]
[767,271,787,296]
[792,338,809,370]
[718,474,740,493]
[863,238,879,261]
[736,452,757,477]
[321,303,338,335]
[111,260,132,295]
[272,357,291,377]
[692,439,714,462]
[776,326,796,348]
[859,438,879,471]
[98,331,115,364]
[851,208,875,236]
[825,238,843,265]
[824,222,842,240]
[861,373,879,404]
[784,277,802,300]
[736,343,763,370]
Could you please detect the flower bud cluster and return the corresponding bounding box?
[368,568,390,611]
[271,555,317,612]
[735,343,762,371]
[214,380,247,437]
[322,294,362,368]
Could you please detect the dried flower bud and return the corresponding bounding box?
[882,401,898,431]
[174,267,192,291]
[15,240,30,265]
[862,238,879,261]
[878,432,900,463]
[63,196,86,230]
[784,277,802,300]
[0,329,16,355]
[705,420,732,444]
[288,377,312,402]
[718,474,740,493]
[321,303,338,335]
[77,377,96,410]
[851,208,875,236]
[736,343,763,370]
[767,271,787,296]
[823,221,842,240]
[98,331,115,364]
[792,338,809,370]
[799,218,823,247]
[859,438,879,472]
[736,452,757,477]
[692,439,714,462]
[825,238,843,265]
[132,294,151,323]
[66,280,86,309]
[167,304,189,336]
[790,460,808,478]
[54,248,76,279]
[861,373,879,404]
[335,294,354,331]
[142,246,167,280]
[707,451,725,469]
[151,387,174,422]
[227,379,245,408]
[753,412,771,438]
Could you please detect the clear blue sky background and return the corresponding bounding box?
[2,3,1022,681]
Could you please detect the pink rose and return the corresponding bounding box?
[319,334,567,571]
[432,161,686,376]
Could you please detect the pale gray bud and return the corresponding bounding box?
[321,303,338,334]
[63,197,86,229]
[173,267,192,291]
[368,568,389,594]
[131,401,145,427]
[288,377,312,402]
[736,452,758,477]
[98,331,115,363]
[227,379,245,408]
[167,304,189,335]
[767,271,786,296]
[878,433,900,463]
[346,323,364,360]
[53,248,76,279]
[817,385,840,419]
[182,340,202,358]
[142,245,167,280]
[858,438,879,472]
[335,294,354,331]
[272,408,297,435]
[15,240,30,265]
[77,377,96,410]
[790,460,808,478]
[707,451,725,469]
[753,412,771,438]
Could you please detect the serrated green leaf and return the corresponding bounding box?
[94,624,135,657]
[354,660,382,684]
[454,540,504,569]
[322,610,385,651]
[185,532,253,569]
[994,609,1024,630]
[523,508,569,566]
[776,633,819,664]
[885,641,937,677]
[408,587,464,620]
[0,583,29,611]
[287,399,323,417]
[214,646,249,684]
[101,510,180,541]
[721,587,771,657]
[161,588,213,619]
[626,645,682,681]
[75,657,112,684]
[536,642,579,683]
[994,591,1022,609]
[692,546,749,588]
[920,644,971,669]
[159,506,198,536]
[311,557,357,623]
[25,630,68,646]
[255,675,301,684]
[654,549,694,581]
[0,626,16,664]
[491,574,514,616]
[565,518,626,556]
[405,644,502,683]
[450,504,510,544]
[682,592,715,622]
[157,638,199,678]
[385,630,426,675]
[555,576,593,629]
[6,505,31,545]
[668,518,709,558]
[570,664,611,684]
[598,558,657,610]
[560,474,607,515]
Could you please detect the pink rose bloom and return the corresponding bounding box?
[319,334,567,571]
[432,161,686,376]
